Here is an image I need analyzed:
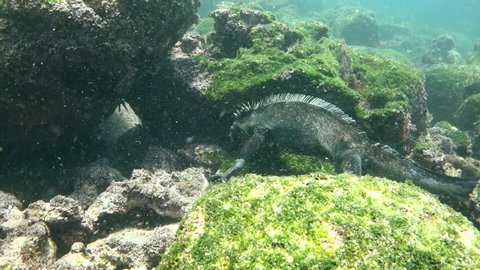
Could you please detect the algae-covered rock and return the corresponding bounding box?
[455,93,480,131]
[421,34,462,65]
[434,121,470,156]
[326,7,380,47]
[425,65,480,124]
[158,173,480,269]
[350,49,426,145]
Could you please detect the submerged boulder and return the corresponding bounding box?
[83,225,178,270]
[158,173,480,269]
[326,7,380,47]
[422,34,462,65]
[455,93,480,131]
[425,65,480,124]
[83,167,208,232]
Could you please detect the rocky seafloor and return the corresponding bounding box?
[1,0,480,269]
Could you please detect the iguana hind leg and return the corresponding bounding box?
[336,150,363,175]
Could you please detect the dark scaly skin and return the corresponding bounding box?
[211,100,478,204]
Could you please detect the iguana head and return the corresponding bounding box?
[228,118,254,144]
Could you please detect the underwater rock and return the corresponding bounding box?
[180,143,229,171]
[171,33,210,92]
[208,6,274,57]
[25,196,83,226]
[433,121,470,156]
[0,221,57,270]
[421,34,462,65]
[68,160,126,210]
[0,165,204,269]
[0,0,199,167]
[327,7,380,47]
[54,242,95,270]
[425,65,480,124]
[411,136,448,175]
[83,167,208,231]
[444,155,480,180]
[429,126,457,155]
[413,125,478,178]
[467,187,480,230]
[0,190,22,210]
[0,190,24,234]
[139,146,189,173]
[463,81,480,99]
[84,224,178,270]
[24,195,87,255]
[158,173,480,269]
[455,93,480,131]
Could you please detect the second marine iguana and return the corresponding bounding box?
[210,93,477,202]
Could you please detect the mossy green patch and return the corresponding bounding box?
[351,49,421,113]
[413,139,438,154]
[158,173,480,269]
[208,146,335,178]
[278,152,335,175]
[205,34,364,112]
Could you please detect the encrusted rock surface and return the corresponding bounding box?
[84,225,178,270]
[69,160,126,209]
[0,219,57,270]
[0,190,25,234]
[84,167,208,231]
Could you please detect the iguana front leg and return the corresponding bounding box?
[209,128,267,182]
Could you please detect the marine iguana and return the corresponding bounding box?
[211,93,477,202]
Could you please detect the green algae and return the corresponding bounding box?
[204,28,351,104]
[158,173,480,269]
[351,49,421,102]
[278,152,335,175]
[206,145,335,178]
